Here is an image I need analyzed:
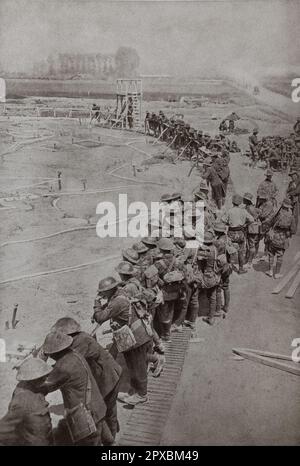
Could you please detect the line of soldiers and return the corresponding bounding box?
[0,164,298,446]
[145,110,240,160]
[248,128,300,171]
[0,317,123,446]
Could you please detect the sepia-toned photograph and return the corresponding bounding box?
[0,0,299,449]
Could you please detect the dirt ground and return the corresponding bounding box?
[0,83,299,445]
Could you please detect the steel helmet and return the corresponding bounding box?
[199,181,209,192]
[170,192,182,201]
[243,192,254,203]
[183,225,196,239]
[16,357,53,381]
[160,193,173,202]
[122,248,139,264]
[98,276,120,292]
[51,317,81,335]
[194,191,206,201]
[174,237,186,249]
[42,330,73,355]
[282,198,292,208]
[132,241,149,254]
[141,236,158,247]
[158,238,174,252]
[115,261,135,276]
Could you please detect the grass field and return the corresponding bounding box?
[5,77,242,102]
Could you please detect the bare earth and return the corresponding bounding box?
[0,82,299,445]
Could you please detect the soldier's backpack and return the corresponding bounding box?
[112,299,153,353]
[157,256,185,301]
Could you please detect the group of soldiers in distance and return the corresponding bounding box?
[248,126,300,171]
[145,110,241,160]
[0,110,299,447]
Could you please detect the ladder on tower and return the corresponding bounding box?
[132,93,141,128]
[116,79,142,130]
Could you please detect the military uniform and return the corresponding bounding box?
[256,177,278,207]
[266,203,296,276]
[197,238,220,324]
[249,132,259,165]
[42,346,107,446]
[213,226,236,315]
[0,382,53,446]
[203,164,225,210]
[286,174,300,229]
[173,238,200,329]
[70,331,122,442]
[243,194,261,265]
[222,196,254,273]
[155,251,181,340]
[93,288,151,399]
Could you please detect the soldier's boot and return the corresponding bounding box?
[223,288,230,316]
[274,256,284,279]
[265,254,274,278]
[125,393,148,406]
[161,323,171,343]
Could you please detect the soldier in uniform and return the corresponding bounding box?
[202,158,225,210]
[256,169,279,207]
[213,222,235,316]
[144,111,151,135]
[249,129,259,167]
[0,358,53,446]
[265,198,296,278]
[41,330,107,445]
[155,238,184,341]
[243,192,261,268]
[256,193,275,262]
[51,317,122,445]
[198,231,220,326]
[93,277,152,406]
[286,170,300,229]
[219,119,228,133]
[222,194,254,274]
[175,226,200,330]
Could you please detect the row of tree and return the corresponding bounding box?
[1,47,140,80]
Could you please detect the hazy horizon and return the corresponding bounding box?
[0,0,299,79]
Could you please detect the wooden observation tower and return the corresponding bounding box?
[116,79,142,129]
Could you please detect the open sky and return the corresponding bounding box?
[0,0,299,76]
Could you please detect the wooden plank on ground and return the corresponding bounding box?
[232,348,300,376]
[272,260,300,294]
[285,269,300,299]
[233,347,293,361]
